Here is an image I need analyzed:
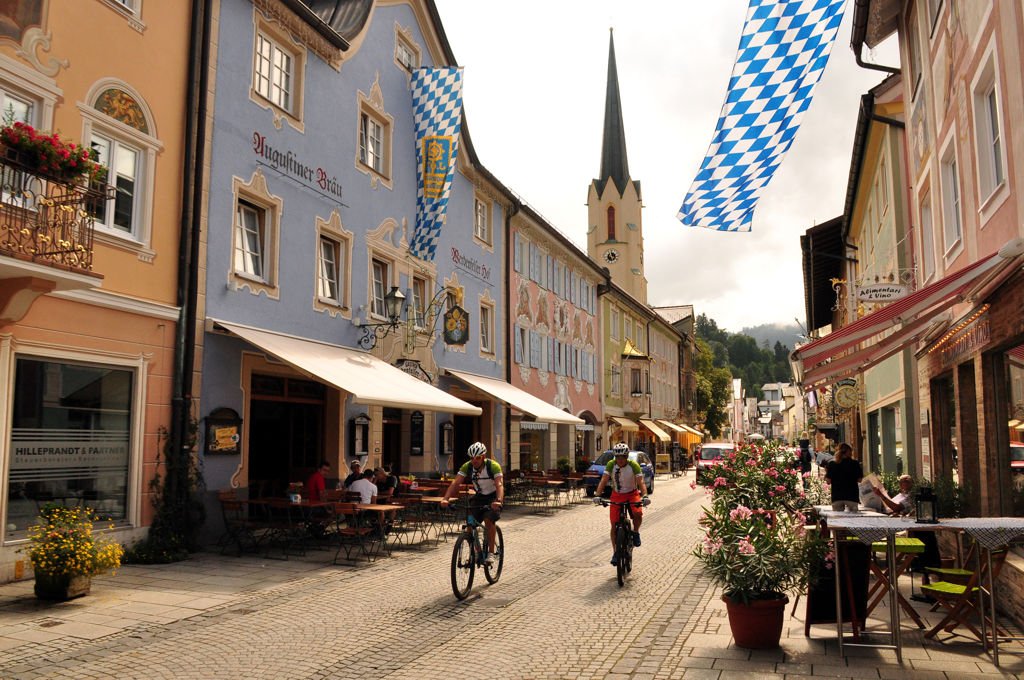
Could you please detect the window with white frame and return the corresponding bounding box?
[611,365,621,396]
[254,31,295,113]
[972,60,1005,203]
[359,112,385,174]
[412,276,427,328]
[371,258,390,318]
[610,307,619,340]
[631,368,642,395]
[0,86,36,207]
[88,133,140,235]
[394,31,419,71]
[235,200,266,280]
[919,191,935,282]
[940,145,962,254]
[473,195,491,244]
[479,303,493,354]
[317,235,345,304]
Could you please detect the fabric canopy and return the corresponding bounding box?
[212,320,481,415]
[792,247,1018,388]
[610,416,639,431]
[656,420,686,433]
[639,419,670,442]
[681,424,704,436]
[445,369,582,425]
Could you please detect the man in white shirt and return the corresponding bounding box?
[349,469,378,504]
[872,474,914,515]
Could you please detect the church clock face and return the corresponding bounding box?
[603,249,620,264]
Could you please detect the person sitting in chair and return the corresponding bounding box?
[872,474,914,515]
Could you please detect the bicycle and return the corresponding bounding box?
[449,503,504,600]
[595,497,647,586]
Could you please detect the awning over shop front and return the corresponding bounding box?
[656,420,685,433]
[681,425,704,436]
[792,241,1024,390]
[610,416,639,431]
[445,369,583,425]
[639,419,670,442]
[211,319,481,415]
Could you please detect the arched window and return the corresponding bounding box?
[607,205,616,241]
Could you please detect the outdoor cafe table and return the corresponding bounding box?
[938,517,1024,666]
[825,514,913,663]
[356,503,403,556]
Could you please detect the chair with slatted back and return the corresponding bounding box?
[331,502,379,563]
[922,548,1009,644]
[217,490,260,556]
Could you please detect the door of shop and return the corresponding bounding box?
[381,408,402,474]
[248,375,324,497]
[453,414,477,470]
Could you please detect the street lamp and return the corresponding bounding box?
[356,286,406,349]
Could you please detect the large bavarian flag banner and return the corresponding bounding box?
[410,67,464,261]
[678,0,846,232]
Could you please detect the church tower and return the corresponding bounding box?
[587,29,647,303]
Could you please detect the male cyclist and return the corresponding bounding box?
[440,442,504,566]
[594,442,650,565]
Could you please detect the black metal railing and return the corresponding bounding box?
[0,150,113,275]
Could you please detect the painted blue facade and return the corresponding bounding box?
[200,0,506,497]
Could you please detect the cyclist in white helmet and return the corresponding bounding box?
[594,442,649,565]
[441,442,504,566]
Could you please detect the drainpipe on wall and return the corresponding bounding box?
[504,198,521,468]
[851,0,900,75]
[167,0,212,544]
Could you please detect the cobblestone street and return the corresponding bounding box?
[2,476,1022,679]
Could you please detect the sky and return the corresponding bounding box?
[432,0,898,333]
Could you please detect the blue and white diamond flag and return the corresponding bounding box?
[678,0,846,232]
[410,67,464,261]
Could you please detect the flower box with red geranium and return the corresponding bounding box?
[0,121,108,186]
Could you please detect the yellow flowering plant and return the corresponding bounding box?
[22,504,124,578]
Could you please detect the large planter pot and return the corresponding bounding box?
[722,594,789,649]
[34,572,92,601]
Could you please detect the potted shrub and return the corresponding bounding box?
[0,121,107,185]
[692,442,826,648]
[21,504,124,601]
[556,457,572,475]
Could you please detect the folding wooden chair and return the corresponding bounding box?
[865,536,926,628]
[331,502,380,564]
[216,490,259,556]
[922,548,1009,644]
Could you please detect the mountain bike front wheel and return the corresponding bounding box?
[484,525,504,584]
[450,533,475,600]
[615,524,629,587]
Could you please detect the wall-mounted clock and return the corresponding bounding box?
[835,384,858,409]
[603,249,620,264]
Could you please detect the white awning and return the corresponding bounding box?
[656,420,686,433]
[639,419,671,442]
[211,319,481,415]
[445,369,583,424]
[610,416,639,431]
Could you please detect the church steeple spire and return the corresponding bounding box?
[598,29,630,197]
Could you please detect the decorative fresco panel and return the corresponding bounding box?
[95,89,149,133]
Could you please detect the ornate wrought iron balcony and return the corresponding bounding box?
[0,150,113,275]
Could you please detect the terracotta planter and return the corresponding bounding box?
[34,572,92,601]
[722,594,788,649]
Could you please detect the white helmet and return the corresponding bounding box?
[468,442,487,458]
[613,442,629,456]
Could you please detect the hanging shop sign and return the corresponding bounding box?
[443,304,469,345]
[856,283,907,302]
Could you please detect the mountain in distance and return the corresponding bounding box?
[738,322,805,352]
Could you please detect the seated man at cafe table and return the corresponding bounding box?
[349,469,378,504]
[374,467,398,498]
[305,460,331,502]
[872,474,914,515]
[343,460,363,488]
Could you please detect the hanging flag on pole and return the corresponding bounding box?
[678,0,846,232]
[410,67,464,261]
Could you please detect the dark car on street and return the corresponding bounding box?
[584,450,655,497]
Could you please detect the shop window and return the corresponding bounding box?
[6,358,134,537]
[1004,343,1024,517]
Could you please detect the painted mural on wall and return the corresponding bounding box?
[0,1,42,42]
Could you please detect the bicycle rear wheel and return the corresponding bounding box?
[615,525,628,586]
[484,525,504,584]
[450,534,475,600]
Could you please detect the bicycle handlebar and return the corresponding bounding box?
[594,498,646,508]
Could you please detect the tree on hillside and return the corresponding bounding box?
[694,337,731,438]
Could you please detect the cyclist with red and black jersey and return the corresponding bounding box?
[594,442,649,565]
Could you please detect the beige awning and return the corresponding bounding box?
[445,369,583,425]
[610,416,639,431]
[211,319,481,415]
[657,420,686,433]
[639,419,670,442]
[682,424,704,436]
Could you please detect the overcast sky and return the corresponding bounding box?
[432,0,899,333]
